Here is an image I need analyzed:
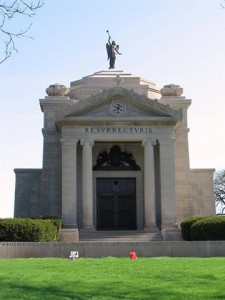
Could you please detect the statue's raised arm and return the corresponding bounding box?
[106,30,122,69]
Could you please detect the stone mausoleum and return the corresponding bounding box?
[14,70,216,241]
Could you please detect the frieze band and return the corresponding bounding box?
[84,127,153,134]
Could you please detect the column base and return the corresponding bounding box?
[161,223,178,229]
[161,228,183,241]
[58,228,79,242]
[144,225,158,233]
[80,226,95,232]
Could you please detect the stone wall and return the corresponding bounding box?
[40,130,62,217]
[14,169,42,217]
[1,241,225,258]
[190,169,216,216]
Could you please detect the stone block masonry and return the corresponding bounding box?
[1,241,225,258]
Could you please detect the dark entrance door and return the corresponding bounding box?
[97,178,136,230]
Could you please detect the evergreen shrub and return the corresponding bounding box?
[191,216,225,241]
[0,218,60,242]
[35,217,62,236]
[180,216,206,241]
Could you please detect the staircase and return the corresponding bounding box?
[79,229,163,242]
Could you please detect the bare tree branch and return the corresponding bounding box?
[0,0,44,64]
[214,170,225,214]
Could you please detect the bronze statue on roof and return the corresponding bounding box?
[106,30,122,69]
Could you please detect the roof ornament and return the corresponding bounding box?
[106,30,122,69]
[160,84,183,97]
[46,83,68,96]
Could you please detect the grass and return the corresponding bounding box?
[0,257,225,299]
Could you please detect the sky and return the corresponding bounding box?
[0,0,225,218]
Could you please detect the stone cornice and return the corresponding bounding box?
[160,97,192,109]
[14,169,42,173]
[39,97,77,112]
[190,169,215,173]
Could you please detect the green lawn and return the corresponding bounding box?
[0,257,225,299]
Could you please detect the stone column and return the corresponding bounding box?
[159,138,177,228]
[142,139,156,229]
[61,138,78,228]
[80,139,94,229]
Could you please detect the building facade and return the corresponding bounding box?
[14,70,215,240]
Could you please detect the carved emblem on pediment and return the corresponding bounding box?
[110,100,127,116]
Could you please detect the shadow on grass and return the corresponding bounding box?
[1,277,225,300]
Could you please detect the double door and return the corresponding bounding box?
[97,178,136,230]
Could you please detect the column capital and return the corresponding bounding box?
[60,138,78,146]
[142,138,156,147]
[80,139,94,147]
[176,128,190,134]
[159,138,175,145]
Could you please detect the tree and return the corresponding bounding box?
[214,170,225,214]
[0,0,44,64]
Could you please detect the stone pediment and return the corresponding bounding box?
[56,86,182,127]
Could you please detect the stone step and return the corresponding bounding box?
[80,229,160,235]
[79,230,163,242]
[79,235,163,242]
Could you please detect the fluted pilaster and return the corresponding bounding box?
[159,138,177,227]
[80,139,94,229]
[61,138,78,227]
[142,138,156,229]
